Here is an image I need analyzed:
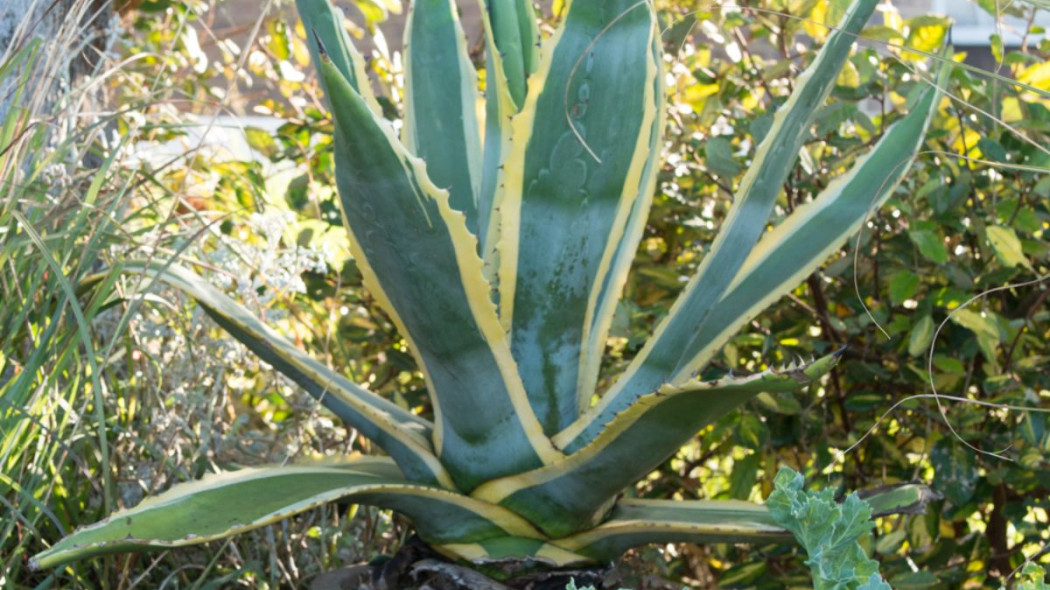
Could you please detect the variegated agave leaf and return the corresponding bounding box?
[495,0,662,436]
[33,0,948,571]
[30,454,930,570]
[29,458,542,570]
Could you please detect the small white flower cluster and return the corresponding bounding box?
[103,205,349,501]
[207,210,328,319]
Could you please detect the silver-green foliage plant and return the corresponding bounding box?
[33,0,946,571]
[767,468,890,590]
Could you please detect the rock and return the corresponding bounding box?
[310,564,373,590]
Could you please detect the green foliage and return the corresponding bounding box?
[1014,563,1050,590]
[637,1,1050,585]
[0,28,130,584]
[2,1,405,587]
[767,468,889,590]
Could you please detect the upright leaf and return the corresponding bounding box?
[403,0,483,230]
[475,0,539,275]
[562,3,940,452]
[658,64,948,387]
[577,32,665,409]
[579,0,877,423]
[483,0,540,109]
[317,53,560,491]
[497,0,661,434]
[295,0,381,114]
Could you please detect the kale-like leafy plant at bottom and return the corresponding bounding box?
[767,468,892,590]
[32,0,947,577]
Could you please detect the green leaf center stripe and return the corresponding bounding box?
[403,0,483,231]
[483,0,540,109]
[577,32,666,410]
[497,0,660,435]
[473,354,841,538]
[557,0,878,450]
[124,261,452,488]
[30,461,544,570]
[321,57,560,492]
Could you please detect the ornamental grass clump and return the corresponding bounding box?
[34,0,946,572]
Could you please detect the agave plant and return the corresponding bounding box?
[33,0,946,572]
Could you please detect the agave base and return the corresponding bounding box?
[309,537,674,590]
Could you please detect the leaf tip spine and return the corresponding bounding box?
[311,29,330,61]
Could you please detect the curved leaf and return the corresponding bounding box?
[124,261,451,488]
[475,0,523,274]
[560,480,938,562]
[646,64,949,385]
[31,458,542,570]
[561,498,790,561]
[574,0,878,445]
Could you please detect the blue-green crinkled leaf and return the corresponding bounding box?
[766,467,889,590]
[857,574,893,590]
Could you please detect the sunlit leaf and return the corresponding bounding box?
[985,225,1031,269]
[908,226,948,264]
